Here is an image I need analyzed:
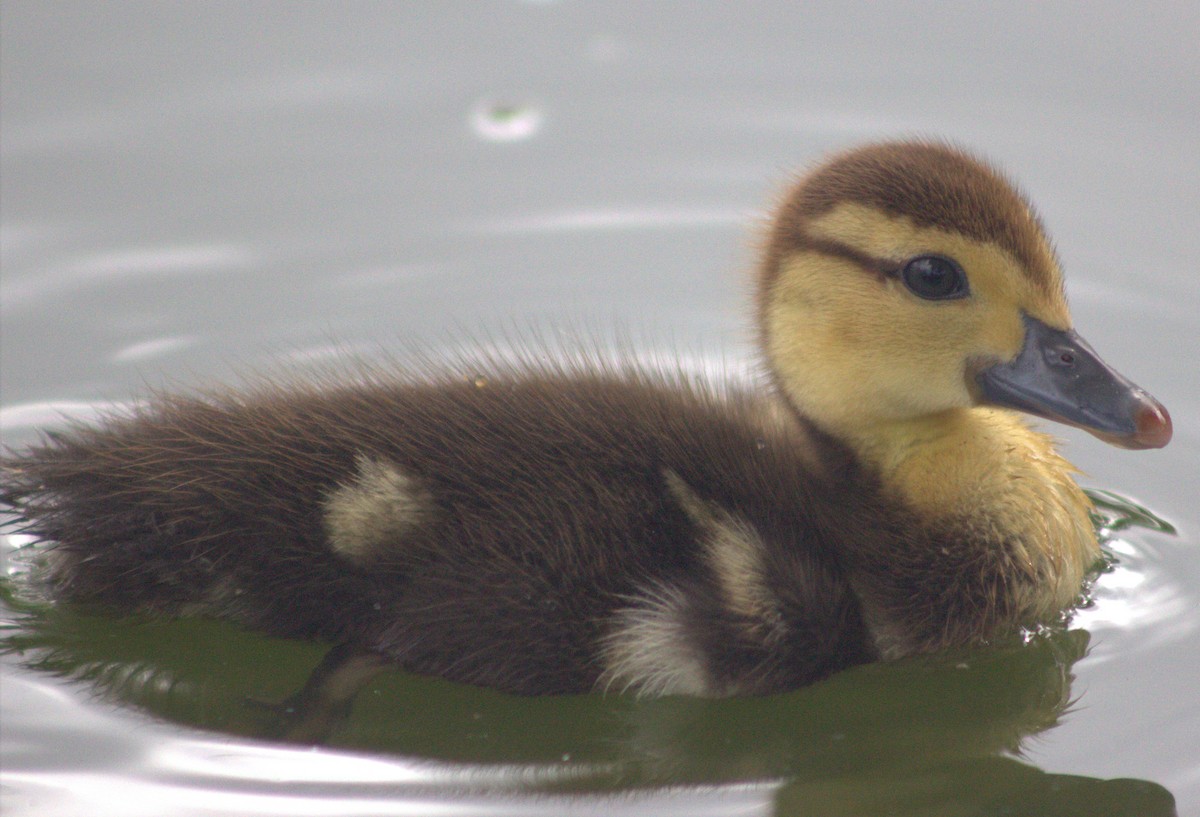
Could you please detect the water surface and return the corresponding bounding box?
[2,3,1197,815]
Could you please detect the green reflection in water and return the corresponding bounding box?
[0,488,1179,816]
[1085,487,1178,535]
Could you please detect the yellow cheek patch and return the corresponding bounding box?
[761,203,1075,433]
[764,253,977,431]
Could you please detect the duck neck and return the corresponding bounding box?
[803,403,1101,633]
[845,409,1022,516]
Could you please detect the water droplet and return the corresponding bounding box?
[470,99,543,142]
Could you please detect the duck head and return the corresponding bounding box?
[758,140,1171,451]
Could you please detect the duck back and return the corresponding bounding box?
[2,367,881,695]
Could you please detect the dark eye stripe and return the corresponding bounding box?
[792,237,971,303]
[799,236,895,280]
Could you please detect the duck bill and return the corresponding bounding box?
[975,314,1172,450]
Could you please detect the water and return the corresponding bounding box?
[2,2,1197,815]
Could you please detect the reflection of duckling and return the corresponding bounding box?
[1,141,1171,697]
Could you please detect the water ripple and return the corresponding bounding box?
[1,671,773,817]
[111,335,199,364]
[2,244,255,308]
[477,207,752,235]
[0,400,137,435]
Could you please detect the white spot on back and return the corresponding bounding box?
[599,583,712,697]
[664,470,781,637]
[323,455,431,564]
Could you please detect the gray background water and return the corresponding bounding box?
[2,2,1197,815]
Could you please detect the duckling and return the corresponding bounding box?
[0,141,1171,698]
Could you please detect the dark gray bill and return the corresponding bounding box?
[975,314,1171,450]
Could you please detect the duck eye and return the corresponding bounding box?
[900,255,969,300]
